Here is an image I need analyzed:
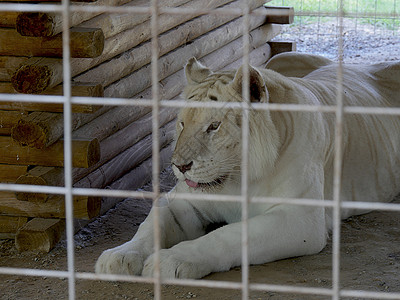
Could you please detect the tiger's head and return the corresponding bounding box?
[171,58,280,191]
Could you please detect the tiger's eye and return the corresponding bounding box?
[206,121,221,133]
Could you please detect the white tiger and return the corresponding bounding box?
[95,53,400,279]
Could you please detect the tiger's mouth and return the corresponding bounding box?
[185,175,228,189]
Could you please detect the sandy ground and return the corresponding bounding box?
[1,195,400,300]
[1,20,400,300]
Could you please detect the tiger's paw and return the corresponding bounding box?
[95,246,145,275]
[142,249,211,279]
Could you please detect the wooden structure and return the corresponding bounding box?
[0,0,294,252]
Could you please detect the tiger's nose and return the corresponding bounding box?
[175,161,193,174]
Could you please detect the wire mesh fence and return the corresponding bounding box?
[0,0,400,300]
[270,0,400,62]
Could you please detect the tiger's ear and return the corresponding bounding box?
[230,65,269,103]
[185,57,212,84]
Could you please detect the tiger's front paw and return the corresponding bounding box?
[142,249,211,279]
[95,245,145,275]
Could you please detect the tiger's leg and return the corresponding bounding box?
[95,197,212,275]
[142,205,327,279]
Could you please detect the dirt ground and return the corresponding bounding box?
[1,20,400,300]
[1,195,400,300]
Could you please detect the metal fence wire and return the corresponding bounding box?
[0,0,399,300]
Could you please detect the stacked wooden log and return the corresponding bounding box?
[0,0,294,252]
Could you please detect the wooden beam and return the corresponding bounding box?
[0,11,18,28]
[268,40,297,57]
[71,105,152,141]
[0,103,101,115]
[11,106,111,149]
[134,42,255,103]
[0,27,104,58]
[71,143,173,236]
[110,145,173,193]
[15,113,175,201]
[75,0,265,86]
[72,108,176,181]
[0,164,28,183]
[8,102,155,191]
[79,0,183,39]
[0,233,15,239]
[0,216,27,239]
[17,0,187,37]
[0,136,100,168]
[10,0,243,94]
[86,109,176,172]
[0,82,103,113]
[11,105,150,201]
[15,218,65,252]
[0,81,103,96]
[135,42,274,104]
[105,22,280,98]
[135,39,274,104]
[0,192,101,220]
[264,6,295,24]
[13,107,177,191]
[0,0,98,2]
[13,105,160,188]
[75,119,176,189]
[0,110,28,135]
[222,43,272,70]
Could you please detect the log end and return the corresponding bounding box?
[15,218,65,253]
[268,41,297,57]
[0,216,28,239]
[16,13,55,37]
[87,83,104,97]
[11,119,47,149]
[70,138,101,168]
[264,6,295,25]
[11,64,52,94]
[75,28,105,58]
[72,195,101,219]
[15,175,48,203]
[90,29,105,58]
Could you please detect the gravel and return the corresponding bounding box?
[276,18,400,63]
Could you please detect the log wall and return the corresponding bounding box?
[0,0,294,252]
